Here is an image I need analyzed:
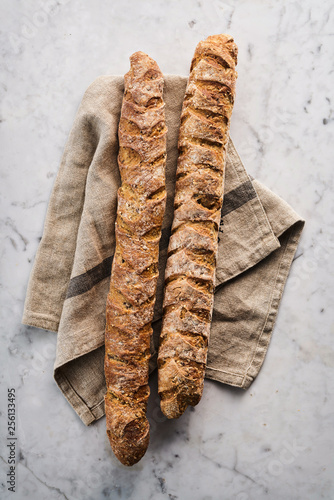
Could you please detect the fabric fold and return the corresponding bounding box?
[22,75,304,425]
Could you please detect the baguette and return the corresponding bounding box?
[104,52,167,465]
[158,34,238,419]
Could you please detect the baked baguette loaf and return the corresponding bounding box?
[104,52,167,465]
[158,34,238,419]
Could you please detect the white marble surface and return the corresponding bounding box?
[1,0,333,499]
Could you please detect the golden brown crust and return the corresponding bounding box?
[104,52,167,466]
[158,34,238,419]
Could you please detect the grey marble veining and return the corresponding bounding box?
[1,0,333,499]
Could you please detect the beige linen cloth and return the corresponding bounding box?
[22,75,304,426]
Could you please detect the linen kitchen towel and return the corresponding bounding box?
[22,75,304,425]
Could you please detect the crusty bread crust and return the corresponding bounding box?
[158,34,238,419]
[104,52,167,466]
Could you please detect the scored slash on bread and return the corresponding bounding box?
[104,52,167,466]
[157,34,238,419]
